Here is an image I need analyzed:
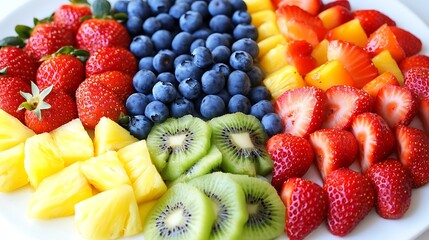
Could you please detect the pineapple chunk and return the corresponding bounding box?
[0,109,35,152]
[50,118,94,166]
[138,200,158,225]
[251,10,277,28]
[81,151,131,192]
[0,143,28,192]
[117,140,167,203]
[74,184,143,239]
[244,0,274,13]
[260,44,289,74]
[258,34,287,59]
[28,162,92,219]
[24,133,64,189]
[257,21,280,42]
[93,117,138,156]
[371,50,404,85]
[263,65,306,100]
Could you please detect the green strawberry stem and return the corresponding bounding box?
[0,67,7,75]
[40,46,90,62]
[18,82,53,120]
[0,36,25,48]
[92,0,111,19]
[70,0,90,5]
[15,25,33,40]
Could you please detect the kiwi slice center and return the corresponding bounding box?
[157,202,191,237]
[161,128,194,153]
[231,132,255,149]
[168,134,187,147]
[247,195,272,226]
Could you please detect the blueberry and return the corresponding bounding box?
[212,63,231,78]
[145,100,170,123]
[201,70,225,94]
[208,0,233,16]
[174,54,193,67]
[156,13,176,31]
[249,86,271,104]
[233,24,258,41]
[175,60,204,82]
[190,39,206,53]
[158,49,177,59]
[232,38,259,59]
[231,10,251,25]
[129,115,153,139]
[192,28,213,40]
[261,113,284,137]
[126,93,150,116]
[146,93,155,102]
[153,51,174,73]
[151,30,172,51]
[125,16,143,36]
[130,35,153,59]
[179,11,204,33]
[192,46,213,68]
[191,1,210,19]
[200,95,225,119]
[147,0,172,14]
[133,70,157,94]
[228,94,251,114]
[143,17,162,35]
[250,100,274,120]
[178,78,202,100]
[138,57,156,72]
[227,70,251,95]
[152,81,177,103]
[246,64,265,87]
[222,33,234,46]
[113,0,129,13]
[230,50,253,71]
[205,33,230,51]
[216,89,231,105]
[157,72,177,87]
[229,0,247,11]
[211,45,231,63]
[170,98,195,118]
[209,15,233,33]
[172,32,193,55]
[169,2,190,19]
[127,0,151,19]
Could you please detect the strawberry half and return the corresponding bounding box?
[399,55,429,73]
[281,178,328,240]
[286,39,318,75]
[395,126,429,188]
[309,128,358,180]
[390,26,422,57]
[267,134,314,190]
[322,85,372,130]
[403,67,429,100]
[320,0,351,12]
[0,76,31,123]
[351,112,395,172]
[324,168,375,237]
[352,9,396,36]
[0,46,37,83]
[274,86,327,137]
[365,24,406,63]
[327,40,379,88]
[420,98,429,133]
[85,47,138,77]
[365,158,412,219]
[275,0,322,15]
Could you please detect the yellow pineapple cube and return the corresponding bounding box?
[24,133,64,189]
[260,44,289,74]
[244,0,274,14]
[0,109,35,152]
[257,21,280,42]
[81,151,131,192]
[258,34,287,59]
[251,10,277,28]
[0,143,28,192]
[138,200,158,225]
[74,184,143,239]
[117,140,167,203]
[28,162,92,219]
[50,119,94,166]
[93,117,138,156]
[311,39,329,66]
[263,65,306,100]
[371,50,404,85]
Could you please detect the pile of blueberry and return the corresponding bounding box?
[114,0,284,139]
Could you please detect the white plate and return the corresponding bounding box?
[0,0,429,239]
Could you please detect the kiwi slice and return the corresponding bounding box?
[228,174,285,240]
[208,112,273,176]
[188,172,248,240]
[143,183,215,240]
[168,145,222,186]
[147,115,212,180]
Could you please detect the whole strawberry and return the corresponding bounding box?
[85,71,133,103]
[399,55,429,73]
[281,178,328,240]
[365,159,412,219]
[324,168,375,237]
[0,46,37,83]
[266,133,314,190]
[85,47,137,77]
[0,76,31,123]
[53,1,92,34]
[403,67,429,100]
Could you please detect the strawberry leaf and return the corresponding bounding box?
[0,67,7,75]
[18,82,53,120]
[92,0,112,19]
[0,36,25,48]
[15,25,33,39]
[70,0,90,5]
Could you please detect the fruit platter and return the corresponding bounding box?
[0,0,429,239]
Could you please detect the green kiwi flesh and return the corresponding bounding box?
[143,183,215,240]
[146,115,212,180]
[188,172,248,240]
[228,174,286,240]
[208,113,273,176]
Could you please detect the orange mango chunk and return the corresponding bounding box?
[304,60,355,91]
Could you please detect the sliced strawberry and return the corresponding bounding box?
[362,71,399,99]
[351,112,395,172]
[324,168,375,236]
[281,178,328,240]
[267,134,314,190]
[365,24,406,62]
[420,98,429,134]
[396,126,429,187]
[322,85,372,130]
[400,55,429,73]
[320,0,351,12]
[403,67,429,100]
[309,128,358,180]
[286,39,318,75]
[390,26,422,57]
[353,9,396,36]
[274,86,327,137]
[365,158,412,219]
[275,0,322,15]
[327,40,379,88]
[318,5,353,30]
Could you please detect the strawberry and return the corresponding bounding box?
[320,0,351,11]
[403,67,429,100]
[19,82,78,134]
[318,5,353,30]
[365,24,406,62]
[85,47,137,77]
[322,85,372,130]
[351,112,395,172]
[309,128,358,180]
[0,46,37,83]
[286,40,318,75]
[274,0,322,15]
[365,158,412,219]
[399,55,429,73]
[53,2,92,34]
[395,126,429,188]
[352,9,396,36]
[76,78,127,129]
[0,77,31,123]
[274,86,327,137]
[390,26,422,57]
[327,40,379,88]
[374,85,418,129]
[85,71,134,103]
[420,98,429,134]
[281,178,328,240]
[324,168,375,236]
[266,134,314,190]
[362,71,399,99]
